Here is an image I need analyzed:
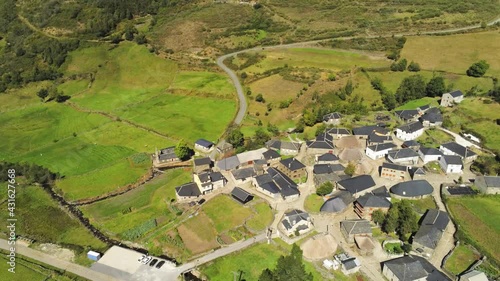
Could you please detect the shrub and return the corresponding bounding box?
[407,61,421,72]
[466,60,489,77]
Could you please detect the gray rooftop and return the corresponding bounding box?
[340,219,372,235]
[194,157,212,166]
[217,155,240,170]
[323,112,342,121]
[353,125,389,136]
[419,147,443,156]
[326,128,351,135]
[382,162,408,172]
[440,142,476,158]
[306,133,335,149]
[231,187,252,203]
[158,146,178,161]
[320,191,354,213]
[390,180,434,197]
[195,138,214,148]
[231,167,256,180]
[397,121,424,134]
[280,157,306,171]
[447,90,464,98]
[338,175,376,194]
[442,155,463,166]
[395,109,419,121]
[317,153,339,162]
[356,193,391,208]
[383,255,451,281]
[367,142,396,152]
[263,149,280,160]
[175,182,201,197]
[388,148,419,159]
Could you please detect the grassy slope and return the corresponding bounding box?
[203,195,253,233]
[444,244,480,275]
[246,202,274,231]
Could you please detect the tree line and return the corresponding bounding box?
[0,162,59,185]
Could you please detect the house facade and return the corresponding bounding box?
[418,147,443,164]
[475,176,500,194]
[323,112,342,125]
[395,121,424,141]
[441,90,464,107]
[387,148,420,165]
[439,155,463,174]
[175,182,201,201]
[380,162,409,181]
[365,143,396,160]
[276,158,307,180]
[194,139,214,152]
[354,194,391,220]
[280,209,313,236]
[439,142,477,163]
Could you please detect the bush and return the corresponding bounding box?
[390,58,407,72]
[316,182,333,196]
[466,60,489,77]
[255,94,265,103]
[407,61,421,72]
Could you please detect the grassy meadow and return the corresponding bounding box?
[444,244,480,275]
[304,194,324,213]
[447,195,500,265]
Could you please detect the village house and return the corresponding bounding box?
[354,193,391,220]
[390,180,434,199]
[216,155,240,171]
[380,162,410,181]
[337,175,376,196]
[306,133,335,154]
[339,256,362,275]
[366,131,393,146]
[419,107,443,127]
[394,109,420,123]
[413,209,450,258]
[395,121,424,141]
[313,163,346,187]
[387,148,420,165]
[474,175,500,194]
[340,219,372,243]
[175,182,201,201]
[194,139,214,152]
[280,209,313,236]
[216,141,233,154]
[439,155,463,174]
[237,147,267,168]
[365,142,396,160]
[323,112,342,125]
[155,146,180,164]
[402,140,421,150]
[253,167,300,201]
[326,128,351,139]
[231,167,257,184]
[320,190,354,213]
[262,149,281,166]
[440,90,464,107]
[418,147,443,164]
[193,171,227,194]
[352,125,389,140]
[439,142,477,163]
[417,104,431,114]
[266,140,301,155]
[460,271,489,281]
[409,167,426,180]
[193,157,212,174]
[382,255,451,281]
[231,187,253,204]
[277,157,307,180]
[316,153,339,164]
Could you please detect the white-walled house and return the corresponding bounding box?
[439,142,477,163]
[441,90,464,107]
[365,143,396,160]
[418,147,443,164]
[439,155,463,174]
[395,121,424,141]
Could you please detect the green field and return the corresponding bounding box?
[246,202,274,231]
[80,168,191,237]
[444,244,480,275]
[203,195,254,233]
[417,128,454,148]
[0,185,107,258]
[171,71,236,99]
[395,97,440,110]
[401,31,500,77]
[201,242,324,281]
[304,194,324,213]
[447,195,500,265]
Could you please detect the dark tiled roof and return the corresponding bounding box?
[383,255,451,281]
[356,194,391,208]
[231,187,253,203]
[353,125,389,136]
[397,121,424,134]
[217,156,240,170]
[421,209,450,231]
[281,141,301,151]
[195,139,214,148]
[371,186,390,198]
[194,157,212,166]
[442,155,463,166]
[342,258,360,270]
[280,157,306,171]
[313,164,333,175]
[418,104,431,111]
[482,176,500,187]
[317,153,339,162]
[368,132,393,144]
[198,172,210,183]
[320,191,354,213]
[440,142,476,158]
[395,109,419,121]
[390,180,434,197]
[231,167,256,180]
[419,147,443,156]
[382,162,408,172]
[341,219,372,235]
[420,107,443,123]
[306,133,334,149]
[326,128,351,135]
[388,148,419,159]
[265,168,300,198]
[158,146,178,161]
[338,175,376,194]
[284,209,310,228]
[448,90,464,98]
[367,142,396,152]
[263,149,280,160]
[211,172,225,182]
[266,140,281,150]
[403,140,420,148]
[175,182,201,197]
[323,112,342,121]
[330,164,346,172]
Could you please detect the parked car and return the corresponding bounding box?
[156,260,165,269]
[140,256,152,264]
[149,259,158,267]
[197,198,206,205]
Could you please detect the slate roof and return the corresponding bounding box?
[442,155,463,166]
[326,128,351,135]
[440,142,476,158]
[280,157,306,171]
[447,90,464,98]
[478,176,500,187]
[356,193,391,208]
[383,255,451,281]
[194,157,212,167]
[195,139,214,149]
[266,167,300,198]
[175,182,201,197]
[418,104,431,111]
[323,112,342,121]
[210,171,225,182]
[198,172,211,183]
[388,148,419,159]
[313,164,333,175]
[460,270,488,281]
[320,191,354,213]
[395,109,419,121]
[390,180,434,197]
[367,142,396,152]
[231,167,256,180]
[342,257,360,270]
[281,141,301,151]
[409,167,426,178]
[217,156,240,170]
[421,209,450,231]
[231,187,252,203]
[340,219,372,235]
[266,139,281,150]
[263,149,280,160]
[371,186,390,198]
[382,162,408,172]
[420,107,443,123]
[158,146,178,161]
[414,209,450,249]
[306,133,335,149]
[368,132,393,144]
[283,209,310,229]
[353,125,389,136]
[403,140,421,148]
[338,175,376,194]
[397,121,424,134]
[317,153,339,162]
[419,147,443,156]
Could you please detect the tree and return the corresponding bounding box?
[407,61,421,72]
[175,140,192,161]
[253,128,270,147]
[124,24,137,41]
[395,74,426,104]
[227,129,244,148]
[345,80,353,95]
[37,88,49,101]
[315,123,327,136]
[259,269,275,281]
[383,206,399,233]
[372,209,386,225]
[344,162,356,176]
[402,243,412,253]
[295,119,305,133]
[425,76,446,97]
[466,60,489,77]
[316,182,333,196]
[255,94,265,103]
[259,244,313,281]
[134,33,147,44]
[390,58,407,72]
[267,123,279,136]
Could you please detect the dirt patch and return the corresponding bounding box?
[178,224,218,254]
[300,233,337,260]
[36,243,75,262]
[219,233,235,245]
[159,21,206,52]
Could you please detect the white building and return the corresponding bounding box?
[439,155,463,174]
[365,143,396,160]
[395,121,424,141]
[441,90,464,107]
[280,209,313,236]
[387,148,420,165]
[418,147,443,164]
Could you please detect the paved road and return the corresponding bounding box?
[0,239,118,281]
